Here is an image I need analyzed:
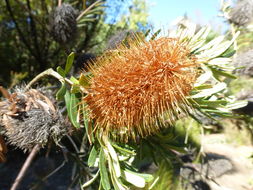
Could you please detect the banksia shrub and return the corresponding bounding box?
[83,37,198,141]
[229,0,253,26]
[0,88,67,151]
[50,3,78,44]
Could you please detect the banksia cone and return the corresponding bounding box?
[50,3,78,44]
[229,0,253,26]
[0,87,67,151]
[82,37,198,141]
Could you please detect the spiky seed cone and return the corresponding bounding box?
[229,0,253,26]
[0,88,67,151]
[82,37,198,141]
[50,3,78,44]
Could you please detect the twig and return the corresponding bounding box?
[25,68,73,90]
[10,144,40,190]
[30,146,69,190]
[58,0,62,7]
[25,68,89,94]
[76,0,102,21]
[82,170,100,188]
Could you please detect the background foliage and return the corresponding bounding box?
[0,0,149,87]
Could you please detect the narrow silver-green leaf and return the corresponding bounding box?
[99,149,111,190]
[57,66,66,77]
[65,52,75,75]
[122,169,146,188]
[56,83,66,101]
[64,91,80,128]
[191,82,227,98]
[88,146,98,167]
[107,141,121,177]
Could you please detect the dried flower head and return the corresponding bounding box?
[82,37,198,141]
[50,3,78,44]
[229,0,253,26]
[0,87,67,151]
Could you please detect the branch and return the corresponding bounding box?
[76,0,102,21]
[58,0,62,7]
[10,145,40,190]
[25,68,73,90]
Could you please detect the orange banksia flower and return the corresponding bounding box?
[83,37,198,141]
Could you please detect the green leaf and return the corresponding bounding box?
[191,82,227,98]
[70,84,81,94]
[57,66,66,77]
[88,146,98,167]
[144,29,151,37]
[225,100,248,110]
[99,149,111,190]
[79,73,90,88]
[134,172,154,182]
[70,76,79,84]
[210,66,237,79]
[107,141,121,177]
[64,91,80,128]
[111,143,136,155]
[81,102,93,143]
[194,84,213,90]
[195,99,227,107]
[65,52,75,75]
[122,169,146,188]
[56,83,67,101]
[151,29,161,40]
[82,170,100,188]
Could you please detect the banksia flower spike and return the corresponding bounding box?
[80,21,240,142]
[0,87,67,151]
[83,36,198,141]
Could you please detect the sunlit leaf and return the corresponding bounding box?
[99,149,111,190]
[57,66,66,77]
[65,52,75,75]
[122,169,146,188]
[64,91,80,128]
[56,83,67,100]
[191,83,227,98]
[88,146,98,167]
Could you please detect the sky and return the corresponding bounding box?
[148,0,226,32]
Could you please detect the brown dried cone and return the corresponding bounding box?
[82,37,198,142]
[50,3,78,44]
[0,87,67,152]
[0,135,7,162]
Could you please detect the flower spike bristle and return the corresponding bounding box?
[82,35,198,142]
